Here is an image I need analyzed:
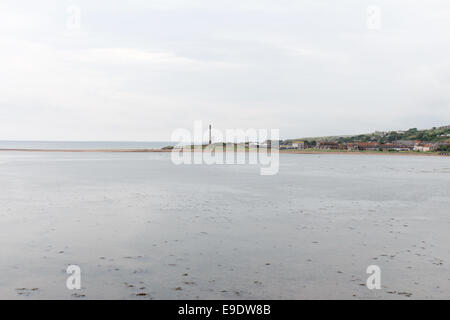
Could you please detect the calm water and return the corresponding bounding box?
[0,141,172,150]
[0,151,449,299]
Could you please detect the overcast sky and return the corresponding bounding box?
[1,0,449,141]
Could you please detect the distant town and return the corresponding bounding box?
[167,125,450,155]
[278,125,450,154]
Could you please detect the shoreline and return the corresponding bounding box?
[281,150,446,156]
[0,148,168,153]
[0,148,447,157]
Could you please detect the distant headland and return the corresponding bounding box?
[0,125,449,156]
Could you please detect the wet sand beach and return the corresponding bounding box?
[0,148,446,157]
[0,152,449,299]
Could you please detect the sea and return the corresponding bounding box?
[0,141,172,150]
[0,144,449,299]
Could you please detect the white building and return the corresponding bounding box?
[292,141,305,149]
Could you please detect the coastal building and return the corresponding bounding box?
[414,144,430,152]
[395,140,415,147]
[413,142,438,152]
[390,145,412,151]
[316,141,339,150]
[292,141,305,149]
[356,142,379,151]
[280,145,297,150]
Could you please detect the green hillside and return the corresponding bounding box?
[291,126,450,144]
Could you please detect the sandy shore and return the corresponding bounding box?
[0,148,446,157]
[0,148,168,153]
[282,150,446,156]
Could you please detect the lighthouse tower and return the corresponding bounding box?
[209,124,212,145]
